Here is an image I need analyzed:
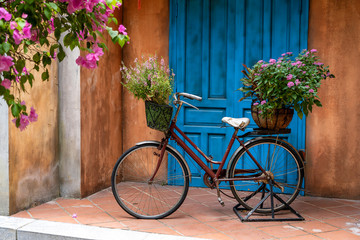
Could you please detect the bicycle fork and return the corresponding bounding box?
[148,138,168,184]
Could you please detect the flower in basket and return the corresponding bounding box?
[121,55,175,131]
[121,55,175,105]
[239,49,335,120]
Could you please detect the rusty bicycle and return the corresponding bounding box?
[111,92,304,220]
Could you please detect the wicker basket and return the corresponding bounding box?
[145,101,173,132]
[251,105,294,130]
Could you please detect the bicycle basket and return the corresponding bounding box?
[145,101,173,132]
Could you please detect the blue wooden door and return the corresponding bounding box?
[169,0,309,187]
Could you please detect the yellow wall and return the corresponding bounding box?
[9,61,59,214]
[306,0,360,199]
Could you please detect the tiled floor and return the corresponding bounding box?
[12,187,360,240]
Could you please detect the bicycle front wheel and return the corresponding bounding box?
[111,142,189,219]
[228,137,304,213]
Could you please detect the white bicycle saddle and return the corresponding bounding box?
[221,117,250,129]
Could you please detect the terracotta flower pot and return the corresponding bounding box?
[251,105,294,130]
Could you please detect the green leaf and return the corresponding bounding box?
[44,7,52,20]
[314,99,322,107]
[41,70,49,81]
[47,2,60,12]
[297,111,303,119]
[33,52,41,63]
[57,45,66,61]
[63,33,73,47]
[2,42,11,53]
[15,59,25,73]
[11,104,20,117]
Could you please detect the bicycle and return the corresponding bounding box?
[111,92,305,219]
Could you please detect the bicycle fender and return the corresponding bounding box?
[135,141,192,182]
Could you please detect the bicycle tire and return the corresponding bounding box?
[227,137,304,213]
[111,142,189,219]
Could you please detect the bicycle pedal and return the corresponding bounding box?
[218,197,225,207]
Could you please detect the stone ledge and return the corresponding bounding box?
[0,217,208,240]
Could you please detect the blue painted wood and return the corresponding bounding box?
[169,0,309,188]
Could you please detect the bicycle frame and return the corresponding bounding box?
[162,120,269,183]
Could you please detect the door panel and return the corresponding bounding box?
[170,0,308,187]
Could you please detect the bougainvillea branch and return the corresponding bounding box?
[0,0,129,130]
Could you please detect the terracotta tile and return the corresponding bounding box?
[108,210,136,221]
[191,210,233,223]
[281,234,323,240]
[87,196,117,205]
[260,224,308,238]
[206,219,251,232]
[144,227,181,235]
[302,208,343,220]
[325,205,360,216]
[87,189,112,199]
[171,223,218,236]
[303,198,345,208]
[159,213,201,227]
[29,201,60,210]
[96,202,123,213]
[315,229,360,240]
[89,221,128,229]
[41,215,79,224]
[322,216,360,229]
[121,219,167,230]
[28,208,69,219]
[75,212,116,224]
[196,232,234,240]
[64,205,103,215]
[225,228,274,240]
[56,198,93,208]
[11,211,32,219]
[289,220,339,234]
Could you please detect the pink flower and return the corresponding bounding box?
[30,29,39,42]
[0,7,12,21]
[269,59,276,64]
[0,55,14,72]
[261,100,266,105]
[253,102,259,106]
[295,79,301,85]
[276,64,281,68]
[22,13,28,18]
[314,62,323,66]
[309,89,314,93]
[10,21,17,30]
[287,82,294,88]
[23,23,32,39]
[13,30,22,44]
[286,74,293,80]
[257,60,264,64]
[1,79,11,89]
[118,24,127,35]
[286,52,293,55]
[67,0,83,14]
[310,49,317,53]
[72,214,77,218]
[12,114,30,131]
[29,107,38,122]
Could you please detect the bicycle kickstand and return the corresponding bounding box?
[215,180,225,207]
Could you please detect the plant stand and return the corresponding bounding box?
[233,179,304,222]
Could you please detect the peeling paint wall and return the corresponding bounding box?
[9,62,59,214]
[122,0,169,150]
[80,10,124,197]
[306,0,360,199]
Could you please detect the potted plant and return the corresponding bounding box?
[239,49,335,130]
[121,55,175,131]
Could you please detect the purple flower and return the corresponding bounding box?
[0,55,14,72]
[118,24,127,35]
[286,74,293,80]
[12,114,29,131]
[10,21,17,30]
[269,59,276,64]
[309,89,314,93]
[295,79,301,86]
[29,107,38,122]
[13,30,22,44]
[0,7,12,21]
[1,79,11,89]
[287,82,294,88]
[261,100,266,105]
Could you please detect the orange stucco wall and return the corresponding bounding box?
[80,10,124,197]
[9,62,59,214]
[122,0,169,149]
[306,0,360,199]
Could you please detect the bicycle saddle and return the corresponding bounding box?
[222,117,250,129]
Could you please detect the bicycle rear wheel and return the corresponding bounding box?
[228,137,304,213]
[111,142,189,219]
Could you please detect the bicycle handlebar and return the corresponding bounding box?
[173,92,202,102]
